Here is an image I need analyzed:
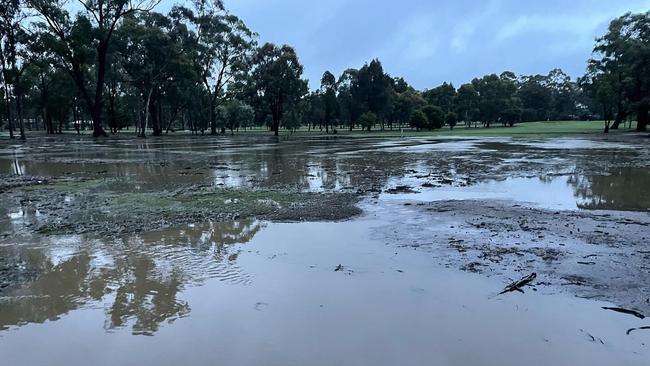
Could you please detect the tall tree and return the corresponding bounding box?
[472,72,519,127]
[251,43,307,136]
[423,82,456,114]
[320,70,338,133]
[174,0,255,135]
[337,68,359,131]
[27,0,160,137]
[0,0,26,139]
[352,59,392,129]
[588,12,650,132]
[456,83,478,126]
[117,12,191,137]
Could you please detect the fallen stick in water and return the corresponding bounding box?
[499,273,537,295]
[626,326,650,335]
[602,307,646,319]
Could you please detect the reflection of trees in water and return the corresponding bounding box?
[219,142,415,192]
[0,219,263,335]
[102,256,190,336]
[0,251,93,331]
[568,168,650,211]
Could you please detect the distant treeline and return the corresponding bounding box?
[0,1,648,139]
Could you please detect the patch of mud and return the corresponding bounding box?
[0,174,51,193]
[4,181,361,238]
[374,199,650,313]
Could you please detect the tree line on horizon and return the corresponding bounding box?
[0,1,648,140]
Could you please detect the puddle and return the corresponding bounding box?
[384,167,650,211]
[1,135,649,365]
[1,220,648,365]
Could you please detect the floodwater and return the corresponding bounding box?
[384,169,650,211]
[1,134,649,365]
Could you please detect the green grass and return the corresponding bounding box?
[287,120,636,138]
[1,120,638,140]
[215,120,632,138]
[434,120,612,137]
[188,120,622,138]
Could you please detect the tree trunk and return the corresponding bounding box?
[91,42,109,137]
[73,102,80,135]
[150,97,162,136]
[16,89,25,140]
[140,87,154,138]
[209,98,217,135]
[611,103,626,129]
[3,93,13,139]
[108,85,117,133]
[637,104,649,132]
[273,116,280,136]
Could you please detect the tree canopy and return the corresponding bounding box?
[1,4,648,139]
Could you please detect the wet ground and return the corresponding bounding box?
[0,134,649,365]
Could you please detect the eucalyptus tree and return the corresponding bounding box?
[391,88,425,129]
[421,105,444,129]
[517,74,552,121]
[546,68,578,120]
[423,82,456,114]
[320,70,338,133]
[1,0,26,139]
[337,68,358,130]
[174,0,255,135]
[22,28,77,134]
[357,111,377,131]
[283,98,306,133]
[588,11,650,131]
[471,72,520,127]
[579,69,617,132]
[117,12,190,137]
[216,99,253,134]
[409,109,427,131]
[351,59,392,129]
[456,83,478,126]
[27,0,160,137]
[445,111,458,130]
[250,43,307,136]
[306,91,324,130]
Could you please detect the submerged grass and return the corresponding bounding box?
[28,185,362,237]
[20,177,115,192]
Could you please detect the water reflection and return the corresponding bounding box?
[104,256,190,336]
[385,167,650,212]
[570,168,650,211]
[0,219,264,335]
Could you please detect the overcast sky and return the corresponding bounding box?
[173,0,650,89]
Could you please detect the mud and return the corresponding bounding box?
[8,181,361,237]
[373,199,650,312]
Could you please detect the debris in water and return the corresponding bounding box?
[254,302,269,311]
[385,185,417,194]
[499,273,537,295]
[626,326,650,335]
[601,307,646,319]
[334,264,344,272]
[580,329,605,344]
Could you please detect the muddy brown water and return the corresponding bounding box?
[1,134,649,365]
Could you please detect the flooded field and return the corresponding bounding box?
[1,134,649,365]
